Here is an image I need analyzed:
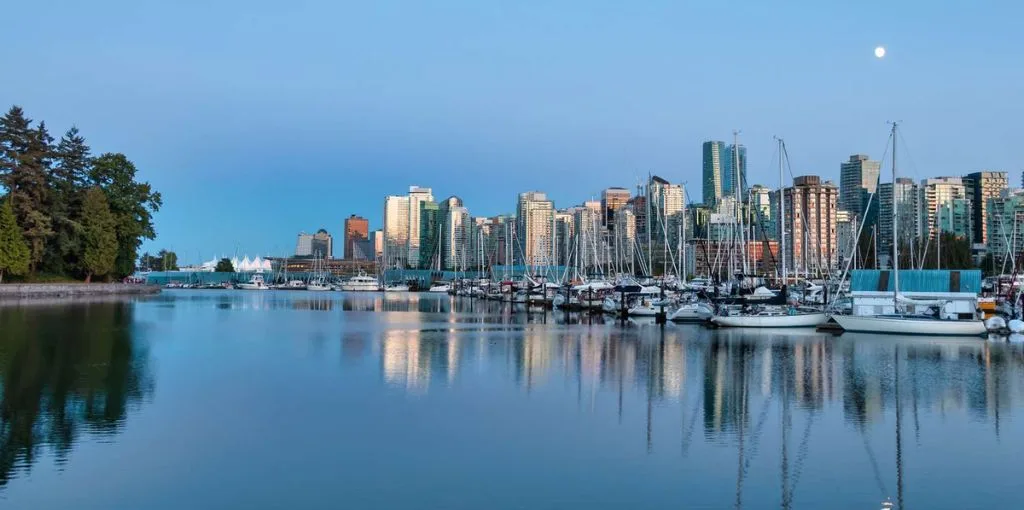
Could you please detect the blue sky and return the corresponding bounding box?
[2,1,1022,261]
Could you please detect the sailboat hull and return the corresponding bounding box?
[712,312,828,328]
[832,314,987,336]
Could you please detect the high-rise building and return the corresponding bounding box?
[937,198,972,240]
[628,194,648,243]
[783,175,839,273]
[920,177,969,241]
[295,231,313,257]
[702,141,725,206]
[836,210,858,267]
[749,184,774,240]
[613,208,636,259]
[722,144,747,199]
[440,196,469,270]
[478,215,514,266]
[383,195,410,268]
[418,201,440,269]
[406,186,434,268]
[372,230,384,258]
[311,229,333,258]
[649,175,684,241]
[516,191,554,267]
[878,177,920,266]
[601,187,631,229]
[963,171,1008,244]
[839,155,881,227]
[572,202,603,271]
[554,211,574,267]
[344,215,369,260]
[986,191,1024,261]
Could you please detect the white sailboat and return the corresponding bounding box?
[709,136,827,329]
[307,254,332,291]
[832,123,987,337]
[668,301,714,322]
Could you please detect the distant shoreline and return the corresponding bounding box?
[0,283,161,300]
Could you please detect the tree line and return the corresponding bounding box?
[0,106,161,282]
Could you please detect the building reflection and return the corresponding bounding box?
[355,323,1024,450]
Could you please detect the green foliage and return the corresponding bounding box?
[0,105,161,281]
[214,258,234,272]
[0,197,30,282]
[139,249,178,271]
[80,187,118,282]
[90,153,162,278]
[0,107,53,272]
[42,127,91,275]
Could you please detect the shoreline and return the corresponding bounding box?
[0,283,162,300]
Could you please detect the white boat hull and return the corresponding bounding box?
[307,284,332,292]
[712,312,828,328]
[832,314,987,336]
[237,284,268,291]
[669,304,714,322]
[384,285,410,292]
[340,283,379,291]
[627,306,659,317]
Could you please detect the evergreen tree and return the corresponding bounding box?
[80,187,118,282]
[44,126,91,275]
[0,197,30,283]
[90,153,162,278]
[0,107,54,273]
[214,258,234,272]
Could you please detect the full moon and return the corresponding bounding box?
[874,46,886,58]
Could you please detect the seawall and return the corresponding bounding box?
[0,283,161,299]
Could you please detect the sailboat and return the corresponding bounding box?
[832,123,987,336]
[710,135,827,328]
[307,254,332,291]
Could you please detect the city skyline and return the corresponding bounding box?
[6,2,1022,259]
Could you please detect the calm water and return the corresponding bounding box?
[1,291,1022,509]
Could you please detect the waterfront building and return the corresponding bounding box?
[295,231,313,257]
[877,178,921,267]
[383,195,410,268]
[749,184,775,240]
[783,175,839,274]
[628,194,648,244]
[963,171,1008,245]
[372,230,384,258]
[938,198,973,240]
[344,215,369,260]
[554,211,574,267]
[572,201,603,271]
[839,154,881,228]
[613,208,636,270]
[702,141,725,206]
[920,177,968,241]
[649,175,684,241]
[722,143,747,199]
[601,187,630,229]
[440,196,469,271]
[406,186,434,268]
[836,210,858,268]
[418,201,440,269]
[986,190,1024,261]
[311,229,334,258]
[516,191,555,267]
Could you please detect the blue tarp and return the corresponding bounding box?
[850,269,981,293]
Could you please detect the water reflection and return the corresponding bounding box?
[348,322,1024,442]
[0,302,152,487]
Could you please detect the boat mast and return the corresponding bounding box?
[777,137,787,284]
[735,130,749,276]
[891,122,900,310]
